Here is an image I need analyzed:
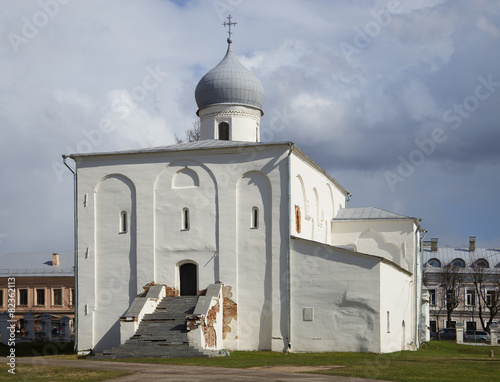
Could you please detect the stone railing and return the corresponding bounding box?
[0,312,73,343]
[490,323,499,346]
[455,321,499,346]
[187,283,223,350]
[119,285,165,345]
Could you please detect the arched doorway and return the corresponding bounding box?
[179,263,197,296]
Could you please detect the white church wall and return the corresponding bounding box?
[290,238,382,353]
[154,159,217,293]
[75,162,99,352]
[236,171,272,350]
[331,220,417,272]
[206,146,290,351]
[379,262,413,353]
[74,143,292,352]
[76,162,155,351]
[93,174,137,351]
[290,151,347,245]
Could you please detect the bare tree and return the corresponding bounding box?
[175,121,201,143]
[464,286,477,331]
[423,268,462,338]
[471,263,500,331]
[424,267,459,339]
[436,264,466,330]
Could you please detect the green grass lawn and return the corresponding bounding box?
[0,342,131,381]
[107,341,500,382]
[2,341,500,381]
[0,341,75,357]
[0,364,130,382]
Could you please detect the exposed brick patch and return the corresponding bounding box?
[222,297,237,339]
[202,301,219,348]
[187,316,200,331]
[138,283,179,297]
[138,281,156,296]
[164,285,179,297]
[295,205,301,233]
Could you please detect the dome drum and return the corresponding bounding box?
[199,104,261,142]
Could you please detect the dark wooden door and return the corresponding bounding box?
[180,263,197,296]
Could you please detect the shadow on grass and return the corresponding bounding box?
[0,341,75,357]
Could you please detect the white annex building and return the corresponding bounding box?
[68,32,426,355]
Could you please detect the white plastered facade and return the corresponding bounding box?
[73,144,423,353]
[71,40,424,354]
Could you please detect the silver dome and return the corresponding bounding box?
[195,43,265,111]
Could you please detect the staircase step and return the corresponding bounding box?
[95,295,213,359]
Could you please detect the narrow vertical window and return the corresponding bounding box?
[182,208,190,230]
[18,289,28,306]
[387,311,390,333]
[36,289,45,306]
[218,122,229,140]
[0,289,4,307]
[53,289,62,306]
[251,207,259,228]
[120,211,127,233]
[466,289,475,306]
[429,289,436,305]
[486,290,495,306]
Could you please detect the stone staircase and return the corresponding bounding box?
[94,296,213,359]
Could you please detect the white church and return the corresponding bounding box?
[68,28,426,355]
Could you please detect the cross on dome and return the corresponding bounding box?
[223,15,237,43]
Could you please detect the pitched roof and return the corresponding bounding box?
[0,251,74,277]
[333,207,416,221]
[68,140,350,195]
[423,247,500,269]
[69,139,291,158]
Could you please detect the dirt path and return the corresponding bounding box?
[17,357,390,382]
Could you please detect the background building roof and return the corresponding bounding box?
[333,207,416,221]
[423,247,500,269]
[0,250,74,277]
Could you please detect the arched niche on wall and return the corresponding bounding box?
[153,159,218,283]
[236,170,272,350]
[93,174,137,350]
[172,167,200,188]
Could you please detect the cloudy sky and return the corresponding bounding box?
[1,0,499,255]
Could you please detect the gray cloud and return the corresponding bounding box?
[1,0,499,255]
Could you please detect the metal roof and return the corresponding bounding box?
[423,247,500,269]
[70,139,291,158]
[68,140,350,196]
[333,207,416,221]
[0,250,74,277]
[195,43,265,111]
